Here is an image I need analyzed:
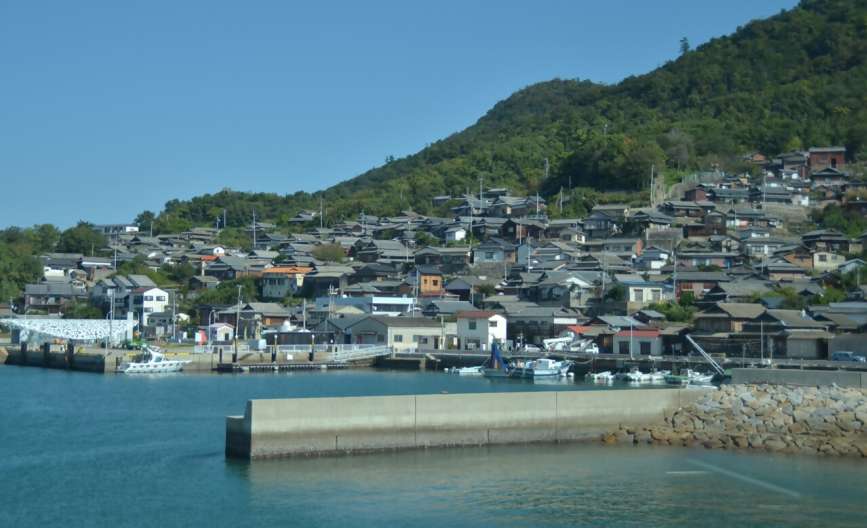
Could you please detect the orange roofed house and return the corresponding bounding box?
[260,266,313,300]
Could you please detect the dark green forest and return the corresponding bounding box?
[133,0,867,231]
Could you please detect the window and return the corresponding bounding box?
[377,335,384,343]
[618,342,629,355]
[632,290,643,302]
[485,252,494,259]
[432,279,439,287]
[469,321,477,330]
[651,289,661,301]
[156,296,166,301]
[819,254,827,262]
[489,320,498,328]
[394,334,403,342]
[144,296,154,301]
[640,342,651,355]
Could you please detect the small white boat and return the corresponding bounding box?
[665,369,714,385]
[586,371,614,382]
[449,365,484,376]
[646,370,670,382]
[119,346,190,374]
[626,369,649,382]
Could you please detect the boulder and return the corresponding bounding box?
[764,439,787,451]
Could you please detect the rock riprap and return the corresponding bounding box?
[601,384,867,457]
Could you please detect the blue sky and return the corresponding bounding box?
[0,0,797,228]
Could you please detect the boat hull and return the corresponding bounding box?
[121,360,190,374]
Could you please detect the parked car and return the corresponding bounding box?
[831,351,867,363]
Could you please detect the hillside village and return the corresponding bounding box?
[7,145,867,361]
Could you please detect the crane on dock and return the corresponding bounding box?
[684,334,726,378]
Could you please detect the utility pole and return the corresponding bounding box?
[171,291,177,342]
[320,197,324,230]
[234,284,242,359]
[223,209,227,229]
[760,320,765,364]
[672,248,678,302]
[601,253,607,300]
[107,288,114,351]
[650,163,655,207]
[629,320,634,359]
[467,186,473,249]
[544,158,549,179]
[762,171,767,207]
[252,210,257,249]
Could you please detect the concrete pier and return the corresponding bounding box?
[225,388,704,459]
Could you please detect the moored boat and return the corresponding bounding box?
[664,369,713,385]
[509,358,568,379]
[448,365,484,376]
[119,346,190,374]
[586,370,614,382]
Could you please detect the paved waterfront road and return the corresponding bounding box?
[1,366,866,527]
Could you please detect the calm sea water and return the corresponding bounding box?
[1,366,866,527]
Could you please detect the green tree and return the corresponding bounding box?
[312,243,346,263]
[62,300,103,319]
[57,222,107,255]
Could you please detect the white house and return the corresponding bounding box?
[813,252,846,273]
[456,310,507,351]
[132,287,170,326]
[344,316,450,351]
[445,226,467,243]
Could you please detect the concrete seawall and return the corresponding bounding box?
[732,368,867,388]
[226,388,704,459]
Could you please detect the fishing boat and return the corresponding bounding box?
[482,343,512,378]
[118,346,190,374]
[509,358,570,379]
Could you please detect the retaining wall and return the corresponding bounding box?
[731,368,867,388]
[226,388,703,459]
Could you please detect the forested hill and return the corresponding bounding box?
[142,0,867,233]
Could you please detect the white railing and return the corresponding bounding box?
[265,344,393,362]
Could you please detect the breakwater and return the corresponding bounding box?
[731,367,867,388]
[225,388,704,459]
[602,384,867,457]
